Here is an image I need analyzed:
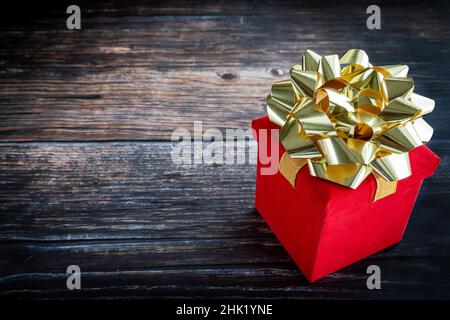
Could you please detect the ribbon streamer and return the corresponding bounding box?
[268,49,434,190]
[278,152,398,201]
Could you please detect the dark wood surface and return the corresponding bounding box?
[1,0,450,299]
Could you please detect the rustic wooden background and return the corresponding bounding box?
[1,0,449,299]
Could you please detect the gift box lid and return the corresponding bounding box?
[252,116,440,213]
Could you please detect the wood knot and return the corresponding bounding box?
[218,72,238,80]
[269,68,284,77]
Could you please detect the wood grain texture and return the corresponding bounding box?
[0,1,449,140]
[1,0,450,300]
[0,140,449,298]
[0,142,261,241]
[0,140,448,242]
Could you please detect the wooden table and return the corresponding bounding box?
[1,0,449,299]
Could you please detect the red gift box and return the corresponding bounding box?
[252,116,440,282]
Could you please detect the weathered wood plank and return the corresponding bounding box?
[1,217,450,300]
[0,2,448,141]
[1,228,449,274]
[2,252,450,299]
[0,140,447,242]
[0,141,262,240]
[0,238,291,276]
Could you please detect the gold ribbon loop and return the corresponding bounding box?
[340,49,370,69]
[378,97,421,123]
[383,77,414,101]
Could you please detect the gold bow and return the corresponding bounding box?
[267,49,434,192]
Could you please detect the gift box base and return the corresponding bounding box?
[255,167,422,282]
